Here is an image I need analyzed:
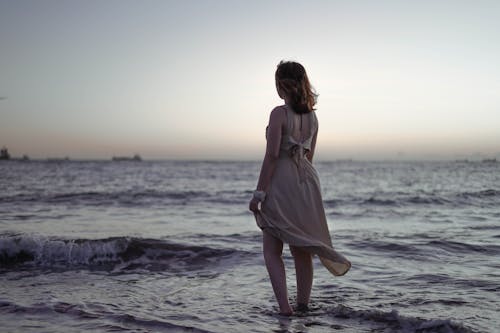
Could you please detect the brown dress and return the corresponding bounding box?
[254,106,351,276]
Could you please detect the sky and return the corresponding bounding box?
[1,0,499,160]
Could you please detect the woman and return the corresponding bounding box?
[249,61,351,316]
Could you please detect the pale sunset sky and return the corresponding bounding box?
[1,0,499,160]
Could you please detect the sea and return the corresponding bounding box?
[0,160,499,333]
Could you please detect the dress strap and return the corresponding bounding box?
[311,111,318,134]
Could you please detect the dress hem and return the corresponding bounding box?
[255,211,351,277]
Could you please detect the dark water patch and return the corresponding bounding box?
[0,300,214,333]
[403,273,451,286]
[186,232,261,244]
[325,305,475,333]
[424,239,500,255]
[0,189,215,207]
[405,274,499,291]
[326,193,451,208]
[391,232,441,240]
[346,235,499,262]
[453,189,500,208]
[0,234,252,272]
[408,298,470,306]
[465,215,488,222]
[325,207,415,220]
[407,196,451,205]
[4,213,77,222]
[468,224,500,231]
[0,300,90,317]
[322,198,343,207]
[0,188,251,207]
[323,189,500,210]
[347,238,426,259]
[457,189,500,199]
[209,190,251,204]
[363,197,399,206]
[10,214,37,221]
[105,313,215,333]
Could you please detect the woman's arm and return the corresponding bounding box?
[306,124,318,163]
[256,107,285,191]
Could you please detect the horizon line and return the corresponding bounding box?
[1,157,498,163]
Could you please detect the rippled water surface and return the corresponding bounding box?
[1,160,499,332]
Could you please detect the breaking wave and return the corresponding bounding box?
[0,234,248,271]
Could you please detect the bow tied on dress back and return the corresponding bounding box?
[288,137,309,183]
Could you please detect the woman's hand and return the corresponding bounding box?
[249,197,260,213]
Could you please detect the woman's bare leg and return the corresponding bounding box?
[290,246,313,307]
[263,231,293,315]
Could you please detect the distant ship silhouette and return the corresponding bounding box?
[0,146,10,160]
[112,154,142,161]
[47,157,70,162]
[0,146,30,161]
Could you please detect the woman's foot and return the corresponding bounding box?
[295,303,309,312]
[278,309,293,316]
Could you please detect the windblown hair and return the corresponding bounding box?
[275,61,318,114]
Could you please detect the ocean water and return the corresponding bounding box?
[0,160,499,333]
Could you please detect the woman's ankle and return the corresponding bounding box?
[279,303,293,315]
[295,303,309,312]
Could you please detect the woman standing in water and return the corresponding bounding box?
[249,61,351,316]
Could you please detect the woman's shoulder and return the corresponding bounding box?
[270,104,287,114]
[266,105,287,130]
[269,104,287,120]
